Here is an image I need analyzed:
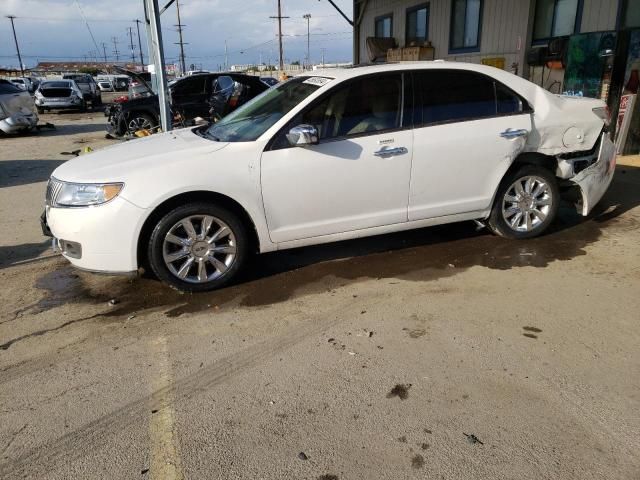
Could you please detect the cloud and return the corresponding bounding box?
[0,0,353,69]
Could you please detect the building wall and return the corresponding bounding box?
[356,0,622,74]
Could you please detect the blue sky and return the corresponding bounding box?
[0,0,353,70]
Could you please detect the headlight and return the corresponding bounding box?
[52,180,124,207]
[35,91,43,99]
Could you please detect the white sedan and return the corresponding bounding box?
[43,62,615,291]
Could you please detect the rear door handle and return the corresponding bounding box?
[374,146,408,157]
[500,128,529,139]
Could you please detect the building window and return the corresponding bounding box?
[406,4,430,45]
[375,14,393,38]
[533,0,582,42]
[450,0,483,52]
[622,0,640,28]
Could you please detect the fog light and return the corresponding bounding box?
[59,239,82,259]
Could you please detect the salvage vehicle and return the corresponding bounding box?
[105,71,268,136]
[97,79,114,92]
[43,62,615,292]
[0,79,38,134]
[35,80,86,113]
[8,77,34,93]
[61,73,101,107]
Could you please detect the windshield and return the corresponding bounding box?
[204,76,331,142]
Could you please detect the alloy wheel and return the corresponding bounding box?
[501,175,553,233]
[162,215,237,284]
[128,116,153,131]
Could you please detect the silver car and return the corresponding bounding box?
[34,80,85,112]
[0,79,38,134]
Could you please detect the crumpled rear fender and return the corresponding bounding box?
[569,133,616,216]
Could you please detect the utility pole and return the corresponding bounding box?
[224,40,228,71]
[143,0,171,131]
[321,48,326,68]
[270,0,289,71]
[101,42,108,62]
[303,13,311,69]
[174,0,187,75]
[127,27,136,64]
[134,19,145,70]
[6,16,25,76]
[112,36,120,62]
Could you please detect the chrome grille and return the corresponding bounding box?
[46,178,64,206]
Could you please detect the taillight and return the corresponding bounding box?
[592,106,611,127]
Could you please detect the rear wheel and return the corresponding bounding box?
[488,165,559,239]
[147,203,249,292]
[127,113,156,134]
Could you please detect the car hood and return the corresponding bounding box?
[52,127,229,183]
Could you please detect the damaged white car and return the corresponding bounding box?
[0,79,38,134]
[43,62,615,291]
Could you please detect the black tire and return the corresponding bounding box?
[126,112,156,134]
[147,203,249,292]
[488,164,560,239]
[80,101,87,112]
[36,106,44,114]
[94,95,102,106]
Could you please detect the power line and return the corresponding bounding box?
[73,0,101,56]
[6,16,25,75]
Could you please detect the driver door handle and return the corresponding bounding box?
[374,146,408,157]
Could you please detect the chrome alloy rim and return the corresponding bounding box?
[501,175,552,232]
[128,116,153,131]
[162,215,237,283]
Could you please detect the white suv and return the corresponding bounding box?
[44,62,615,291]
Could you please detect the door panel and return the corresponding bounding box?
[408,69,533,220]
[261,72,412,244]
[261,131,413,243]
[410,115,531,220]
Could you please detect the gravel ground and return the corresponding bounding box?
[0,114,639,480]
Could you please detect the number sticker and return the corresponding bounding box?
[303,77,332,87]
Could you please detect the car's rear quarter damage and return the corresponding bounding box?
[509,76,616,216]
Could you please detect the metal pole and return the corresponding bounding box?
[102,42,108,62]
[303,14,311,69]
[6,16,25,76]
[224,40,228,71]
[128,27,136,63]
[145,0,171,131]
[270,0,288,72]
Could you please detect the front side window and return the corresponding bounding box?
[450,0,483,52]
[375,14,393,38]
[204,76,329,142]
[412,70,526,126]
[533,0,580,42]
[298,74,403,141]
[406,4,430,45]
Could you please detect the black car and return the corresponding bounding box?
[105,72,269,137]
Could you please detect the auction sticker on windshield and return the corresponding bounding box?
[302,77,332,87]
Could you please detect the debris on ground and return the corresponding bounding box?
[60,149,81,157]
[386,384,411,400]
[411,454,425,469]
[108,299,119,306]
[297,452,309,460]
[463,433,484,445]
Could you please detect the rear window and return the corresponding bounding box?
[0,80,22,94]
[41,81,71,89]
[63,75,90,84]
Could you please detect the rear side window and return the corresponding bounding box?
[413,70,529,126]
[172,76,206,95]
[0,80,22,94]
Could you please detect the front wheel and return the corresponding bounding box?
[488,165,559,239]
[147,203,249,292]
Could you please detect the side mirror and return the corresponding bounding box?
[286,124,318,147]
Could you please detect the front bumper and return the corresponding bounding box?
[45,196,147,274]
[570,133,616,216]
[0,112,38,134]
